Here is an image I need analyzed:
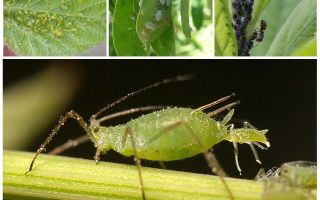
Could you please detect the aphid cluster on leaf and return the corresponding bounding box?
[232,0,267,56]
[25,76,270,200]
[136,0,172,46]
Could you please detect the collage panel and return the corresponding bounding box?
[3,60,316,199]
[4,0,106,56]
[109,0,213,57]
[215,0,317,56]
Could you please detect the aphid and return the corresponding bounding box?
[280,161,317,188]
[25,75,270,200]
[251,30,258,40]
[257,161,316,200]
[256,31,264,42]
[159,0,166,6]
[260,19,267,31]
[155,10,162,22]
[145,21,155,30]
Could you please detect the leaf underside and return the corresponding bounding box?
[4,0,106,56]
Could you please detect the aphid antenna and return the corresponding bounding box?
[90,74,195,123]
[96,105,168,125]
[206,101,240,117]
[192,93,236,113]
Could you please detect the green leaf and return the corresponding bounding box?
[265,0,316,56]
[191,0,204,30]
[290,37,316,56]
[112,0,149,56]
[4,0,106,56]
[246,0,271,39]
[215,0,237,56]
[151,22,176,56]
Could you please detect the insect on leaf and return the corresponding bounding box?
[246,0,271,39]
[151,21,176,56]
[265,0,316,56]
[4,0,106,56]
[215,0,237,56]
[112,0,149,56]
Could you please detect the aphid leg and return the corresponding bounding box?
[229,124,242,175]
[193,93,236,113]
[48,135,90,155]
[94,149,101,164]
[90,74,194,121]
[233,141,242,175]
[248,143,262,164]
[144,121,235,200]
[206,101,240,117]
[243,121,264,164]
[25,111,93,175]
[122,127,146,200]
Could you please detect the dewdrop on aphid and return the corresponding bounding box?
[25,75,270,200]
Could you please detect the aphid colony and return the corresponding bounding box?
[25,76,270,200]
[139,0,170,30]
[232,0,267,56]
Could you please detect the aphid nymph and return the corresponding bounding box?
[159,0,166,6]
[155,10,162,22]
[145,21,155,30]
[25,75,270,200]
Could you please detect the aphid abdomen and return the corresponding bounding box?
[109,108,226,161]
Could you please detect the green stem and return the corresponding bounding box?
[4,150,265,200]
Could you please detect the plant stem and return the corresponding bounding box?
[4,150,265,200]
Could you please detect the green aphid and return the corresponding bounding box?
[25,75,269,200]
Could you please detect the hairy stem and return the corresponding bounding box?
[4,150,266,200]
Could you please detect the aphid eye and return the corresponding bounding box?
[94,127,100,132]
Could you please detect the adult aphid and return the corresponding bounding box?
[26,75,270,200]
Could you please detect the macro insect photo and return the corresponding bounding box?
[3,59,316,199]
[4,0,106,56]
[215,0,316,56]
[109,0,213,56]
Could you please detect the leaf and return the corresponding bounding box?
[4,0,106,56]
[246,0,271,38]
[151,22,176,56]
[112,0,149,56]
[191,0,204,30]
[215,0,237,56]
[290,37,316,56]
[265,0,316,56]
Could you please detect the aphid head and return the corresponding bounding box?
[232,128,269,147]
[91,126,112,154]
